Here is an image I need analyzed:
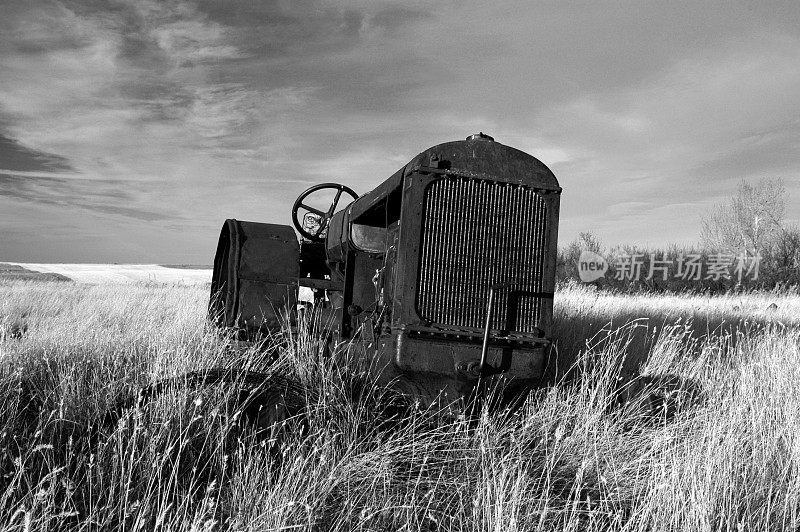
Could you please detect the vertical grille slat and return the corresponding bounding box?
[466,179,478,328]
[444,181,457,325]
[510,184,525,329]
[417,178,548,333]
[523,191,537,328]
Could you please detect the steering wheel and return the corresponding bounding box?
[292,183,358,242]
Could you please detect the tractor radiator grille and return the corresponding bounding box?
[416,178,548,333]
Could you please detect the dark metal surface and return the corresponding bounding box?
[405,138,560,190]
[209,219,299,333]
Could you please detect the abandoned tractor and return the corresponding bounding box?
[210,133,562,405]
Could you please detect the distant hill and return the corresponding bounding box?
[159,265,212,269]
[0,263,72,282]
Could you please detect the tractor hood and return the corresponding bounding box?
[347,136,560,225]
[326,136,561,262]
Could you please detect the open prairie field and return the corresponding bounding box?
[1,280,799,531]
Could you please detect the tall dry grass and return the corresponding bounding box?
[0,280,799,531]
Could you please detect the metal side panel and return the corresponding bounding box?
[238,225,299,282]
[209,219,299,333]
[237,280,297,331]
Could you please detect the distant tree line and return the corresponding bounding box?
[557,178,800,293]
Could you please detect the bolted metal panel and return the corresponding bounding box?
[416,178,549,333]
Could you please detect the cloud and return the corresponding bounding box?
[0,172,171,221]
[0,134,73,173]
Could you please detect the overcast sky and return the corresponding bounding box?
[1,0,799,263]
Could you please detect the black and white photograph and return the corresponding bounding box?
[1,0,799,530]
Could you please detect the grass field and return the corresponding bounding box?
[1,280,799,531]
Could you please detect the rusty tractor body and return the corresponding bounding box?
[210,133,561,405]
